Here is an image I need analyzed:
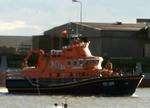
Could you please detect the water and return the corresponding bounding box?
[0,88,149,108]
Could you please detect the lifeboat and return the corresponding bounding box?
[6,34,144,96]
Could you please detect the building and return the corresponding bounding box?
[0,36,32,69]
[42,21,150,58]
[0,36,32,54]
[32,35,51,52]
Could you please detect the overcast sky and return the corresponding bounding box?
[0,0,149,36]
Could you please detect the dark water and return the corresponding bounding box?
[0,88,149,108]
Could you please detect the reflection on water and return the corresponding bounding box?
[0,88,150,108]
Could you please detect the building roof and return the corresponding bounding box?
[76,22,146,31]
[44,22,148,36]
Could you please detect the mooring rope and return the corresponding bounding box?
[36,78,40,95]
[24,77,41,95]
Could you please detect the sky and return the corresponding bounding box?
[0,0,149,36]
